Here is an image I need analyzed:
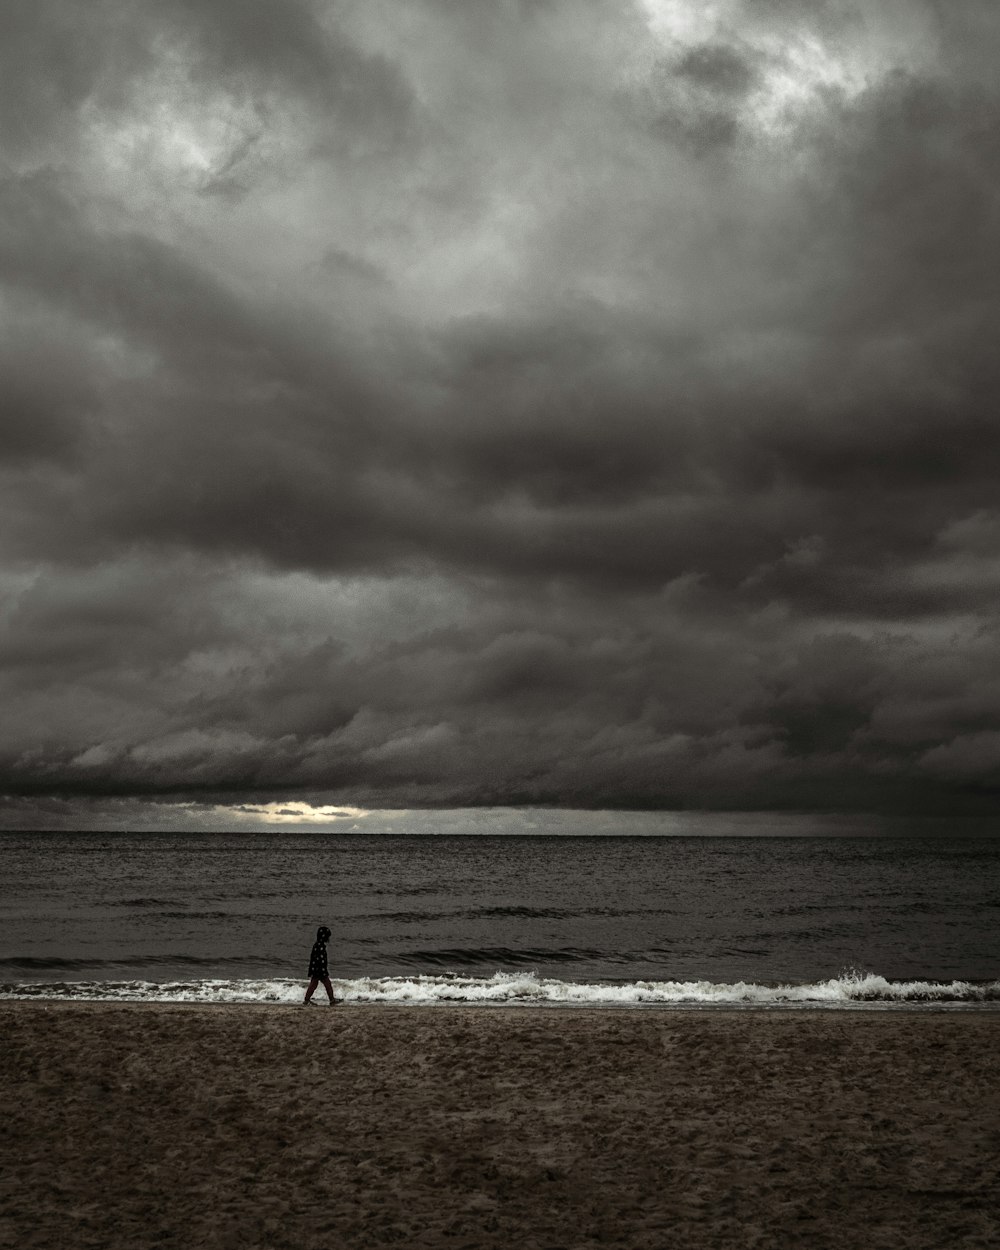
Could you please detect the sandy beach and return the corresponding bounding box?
[1,1004,997,1249]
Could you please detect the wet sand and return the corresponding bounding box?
[1,1003,997,1249]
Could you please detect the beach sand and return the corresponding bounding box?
[1,1004,997,1249]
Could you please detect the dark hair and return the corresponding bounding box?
[317,926,331,941]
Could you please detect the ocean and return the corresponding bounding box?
[2,831,998,1007]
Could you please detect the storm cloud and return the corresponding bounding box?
[3,0,1000,822]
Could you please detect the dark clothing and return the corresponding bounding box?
[308,940,328,979]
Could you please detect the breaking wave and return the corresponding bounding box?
[2,971,998,1007]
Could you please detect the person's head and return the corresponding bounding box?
[317,925,331,943]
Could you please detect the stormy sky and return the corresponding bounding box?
[3,0,1000,828]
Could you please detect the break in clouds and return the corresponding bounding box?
[3,0,1000,824]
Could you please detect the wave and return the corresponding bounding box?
[0,954,278,972]
[399,946,606,967]
[110,898,183,908]
[2,971,998,1007]
[353,904,659,924]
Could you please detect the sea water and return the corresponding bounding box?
[1,831,997,1007]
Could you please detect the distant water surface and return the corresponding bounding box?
[1,832,997,1005]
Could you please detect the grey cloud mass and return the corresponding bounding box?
[3,0,1000,823]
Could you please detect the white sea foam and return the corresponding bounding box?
[2,971,998,1006]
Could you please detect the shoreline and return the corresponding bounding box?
[4,984,999,1012]
[4,966,997,1011]
[5,995,1000,1012]
[3,1003,998,1248]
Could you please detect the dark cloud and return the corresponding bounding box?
[2,0,1000,823]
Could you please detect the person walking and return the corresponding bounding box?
[304,925,336,1005]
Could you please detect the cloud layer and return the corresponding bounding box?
[3,0,1000,820]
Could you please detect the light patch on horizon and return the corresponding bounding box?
[228,802,371,825]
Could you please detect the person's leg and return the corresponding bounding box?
[320,975,335,1004]
[304,976,319,1003]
